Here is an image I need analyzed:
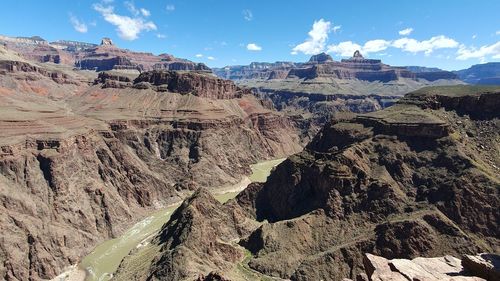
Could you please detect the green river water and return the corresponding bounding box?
[79,158,285,281]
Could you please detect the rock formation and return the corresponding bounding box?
[358,253,496,281]
[133,70,246,99]
[215,50,459,82]
[100,37,114,46]
[462,254,500,281]
[0,35,210,73]
[114,85,499,280]
[308,52,334,63]
[0,48,302,280]
[218,51,463,141]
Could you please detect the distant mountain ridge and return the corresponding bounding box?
[214,51,459,82]
[0,34,210,72]
[454,62,500,85]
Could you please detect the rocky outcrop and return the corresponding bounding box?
[0,60,73,84]
[362,253,488,281]
[462,254,500,281]
[77,55,136,71]
[308,52,333,63]
[93,71,133,88]
[402,85,500,119]
[133,70,246,99]
[100,37,114,46]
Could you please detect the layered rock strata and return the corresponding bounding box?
[0,56,302,280]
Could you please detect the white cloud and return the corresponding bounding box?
[399,27,413,36]
[392,35,458,55]
[291,19,331,55]
[124,1,139,16]
[456,41,500,60]
[362,39,391,53]
[496,30,500,35]
[207,56,215,60]
[242,9,253,21]
[156,34,166,39]
[140,8,150,17]
[125,2,150,17]
[195,54,203,58]
[166,4,175,12]
[327,41,361,57]
[327,39,390,57]
[327,35,458,57]
[93,3,157,40]
[472,34,477,39]
[332,25,341,33]
[246,43,262,51]
[69,15,88,33]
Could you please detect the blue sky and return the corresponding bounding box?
[0,0,499,70]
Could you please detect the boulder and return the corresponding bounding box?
[462,254,500,281]
[364,254,488,281]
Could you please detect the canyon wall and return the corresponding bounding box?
[0,56,302,280]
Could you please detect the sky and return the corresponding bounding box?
[0,0,499,70]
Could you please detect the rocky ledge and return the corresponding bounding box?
[354,253,500,281]
[132,70,248,99]
[0,60,73,84]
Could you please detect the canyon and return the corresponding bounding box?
[215,51,466,139]
[113,85,500,280]
[0,33,498,281]
[0,41,302,280]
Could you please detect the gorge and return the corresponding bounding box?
[0,31,498,281]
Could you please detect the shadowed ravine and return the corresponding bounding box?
[61,158,285,281]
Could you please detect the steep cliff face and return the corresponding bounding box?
[0,57,302,280]
[0,60,75,84]
[75,42,210,72]
[0,132,174,280]
[133,70,245,99]
[117,85,499,281]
